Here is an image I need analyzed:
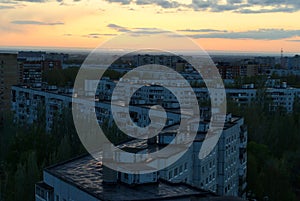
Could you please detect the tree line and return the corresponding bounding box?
[228,93,300,201]
[0,108,85,201]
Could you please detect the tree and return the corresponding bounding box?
[14,163,26,201]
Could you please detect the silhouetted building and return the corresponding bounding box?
[0,53,19,126]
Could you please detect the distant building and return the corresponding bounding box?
[0,53,19,126]
[254,57,276,73]
[18,51,65,88]
[216,58,274,79]
[18,51,45,89]
[240,59,258,77]
[216,62,240,79]
[281,55,300,70]
[226,85,300,113]
[268,69,300,77]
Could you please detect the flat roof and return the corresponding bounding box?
[36,181,54,191]
[45,154,217,201]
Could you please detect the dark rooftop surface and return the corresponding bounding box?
[46,154,217,201]
[36,181,53,191]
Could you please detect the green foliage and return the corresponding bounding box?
[228,91,300,201]
[271,74,300,88]
[233,75,268,89]
[0,109,86,201]
[43,68,125,87]
[190,81,206,88]
[103,69,125,80]
[247,142,296,201]
[42,67,79,87]
[102,119,130,145]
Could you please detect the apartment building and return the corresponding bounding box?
[216,62,241,80]
[281,55,300,70]
[11,84,247,199]
[0,53,19,126]
[18,51,65,88]
[33,111,247,200]
[11,85,182,132]
[86,78,300,113]
[35,153,222,201]
[18,51,45,88]
[158,114,247,198]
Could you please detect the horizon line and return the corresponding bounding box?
[0,45,299,57]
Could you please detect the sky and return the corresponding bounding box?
[1,0,300,53]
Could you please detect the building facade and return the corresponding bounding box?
[35,154,222,201]
[0,53,19,126]
[18,51,65,89]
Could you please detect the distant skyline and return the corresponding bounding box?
[1,0,300,53]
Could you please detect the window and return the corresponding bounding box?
[124,173,128,179]
[174,168,178,177]
[179,165,182,173]
[184,162,187,170]
[169,171,172,179]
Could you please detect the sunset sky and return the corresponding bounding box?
[1,0,300,53]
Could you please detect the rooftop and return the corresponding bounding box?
[45,154,217,201]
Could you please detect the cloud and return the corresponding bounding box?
[0,0,26,9]
[190,0,300,13]
[0,5,15,9]
[82,33,118,38]
[106,24,300,40]
[132,27,168,34]
[237,7,297,14]
[11,20,64,25]
[101,0,300,13]
[12,0,47,2]
[136,0,182,9]
[83,34,100,38]
[107,24,130,32]
[8,0,300,13]
[186,28,300,40]
[0,0,21,4]
[177,28,228,33]
[103,0,131,5]
[286,39,300,42]
[107,24,171,36]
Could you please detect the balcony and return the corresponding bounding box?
[35,181,54,201]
